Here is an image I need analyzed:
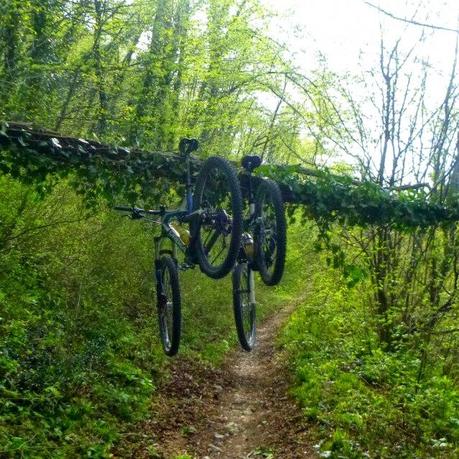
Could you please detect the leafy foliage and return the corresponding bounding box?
[281,242,459,458]
[3,123,459,229]
[0,174,306,456]
[260,164,459,228]
[1,1,458,457]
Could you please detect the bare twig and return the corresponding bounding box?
[365,2,459,34]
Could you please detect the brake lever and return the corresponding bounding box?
[131,209,144,220]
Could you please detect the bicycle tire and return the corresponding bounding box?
[156,255,181,356]
[254,178,287,286]
[192,156,243,279]
[232,262,256,351]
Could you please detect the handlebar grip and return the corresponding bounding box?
[114,205,134,212]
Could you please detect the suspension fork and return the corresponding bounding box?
[245,170,257,223]
[154,235,178,303]
[154,236,163,302]
[249,267,256,306]
[185,153,193,213]
[247,173,256,305]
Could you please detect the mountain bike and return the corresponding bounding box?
[115,138,243,356]
[232,155,287,351]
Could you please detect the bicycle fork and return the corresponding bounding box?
[249,202,256,304]
[249,266,255,306]
[154,236,179,308]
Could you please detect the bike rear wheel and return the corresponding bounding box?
[192,156,243,279]
[156,255,181,356]
[232,262,256,351]
[254,178,287,286]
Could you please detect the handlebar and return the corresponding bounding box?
[113,205,162,217]
[114,205,136,212]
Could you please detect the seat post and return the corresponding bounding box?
[241,155,262,204]
[247,165,254,204]
[186,153,193,212]
[178,138,199,213]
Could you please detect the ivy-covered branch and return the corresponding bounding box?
[260,165,459,228]
[1,121,459,227]
[0,121,197,201]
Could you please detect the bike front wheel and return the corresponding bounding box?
[192,156,243,279]
[156,255,181,356]
[254,178,287,286]
[232,262,256,351]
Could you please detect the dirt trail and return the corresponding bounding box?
[118,302,315,459]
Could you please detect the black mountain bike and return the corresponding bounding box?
[115,139,243,356]
[232,155,287,351]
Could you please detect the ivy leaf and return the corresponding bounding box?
[50,138,62,149]
[0,123,7,137]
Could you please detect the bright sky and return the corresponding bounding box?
[261,0,459,77]
[259,0,459,173]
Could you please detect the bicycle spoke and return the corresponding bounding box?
[194,156,242,278]
[160,268,174,348]
[210,242,226,265]
[156,256,181,356]
[242,268,253,341]
[205,228,222,252]
[203,227,215,246]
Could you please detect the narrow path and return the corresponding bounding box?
[188,301,315,459]
[117,301,315,458]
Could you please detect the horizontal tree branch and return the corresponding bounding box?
[365,2,459,34]
[2,121,459,228]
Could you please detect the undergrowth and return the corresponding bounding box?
[281,251,459,458]
[0,176,305,457]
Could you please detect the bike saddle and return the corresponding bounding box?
[241,155,262,172]
[179,138,199,155]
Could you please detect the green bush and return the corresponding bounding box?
[0,177,167,456]
[281,254,459,458]
[0,175,307,456]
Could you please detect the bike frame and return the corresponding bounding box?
[239,164,259,307]
[246,192,256,308]
[241,164,263,237]
[153,206,192,266]
[116,153,235,287]
[144,153,196,268]
[115,147,197,271]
